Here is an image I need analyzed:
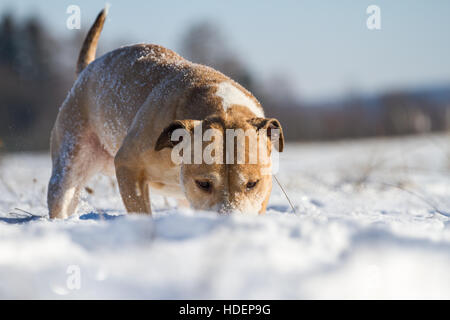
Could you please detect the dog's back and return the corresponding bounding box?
[76,44,187,154]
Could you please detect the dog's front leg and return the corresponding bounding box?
[115,154,151,214]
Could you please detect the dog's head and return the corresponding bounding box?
[155,115,284,214]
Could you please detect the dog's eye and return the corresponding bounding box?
[195,180,212,191]
[246,180,259,190]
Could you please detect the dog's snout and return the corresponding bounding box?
[217,202,234,214]
[218,206,231,214]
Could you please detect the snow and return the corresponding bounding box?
[1,134,450,299]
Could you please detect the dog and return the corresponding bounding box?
[47,7,284,219]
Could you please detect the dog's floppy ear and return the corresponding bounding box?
[155,120,197,151]
[247,118,284,152]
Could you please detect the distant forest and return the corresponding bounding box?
[1,14,450,151]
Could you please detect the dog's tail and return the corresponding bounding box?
[76,5,109,76]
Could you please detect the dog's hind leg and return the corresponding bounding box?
[47,127,105,219]
[47,91,109,220]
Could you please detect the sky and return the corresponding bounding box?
[0,0,449,102]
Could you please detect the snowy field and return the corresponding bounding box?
[1,134,450,299]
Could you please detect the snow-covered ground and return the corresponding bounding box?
[1,134,450,299]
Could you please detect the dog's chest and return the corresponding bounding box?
[148,181,184,198]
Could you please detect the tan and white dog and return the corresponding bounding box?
[48,8,284,219]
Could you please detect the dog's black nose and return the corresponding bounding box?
[217,203,233,214]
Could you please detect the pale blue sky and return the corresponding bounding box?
[1,0,449,102]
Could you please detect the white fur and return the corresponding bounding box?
[60,187,76,219]
[104,3,110,15]
[215,82,264,118]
